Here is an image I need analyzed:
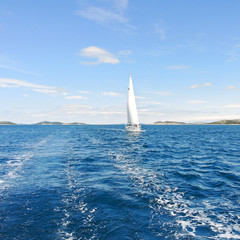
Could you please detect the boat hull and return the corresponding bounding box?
[125,124,141,132]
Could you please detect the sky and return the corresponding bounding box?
[0,0,240,124]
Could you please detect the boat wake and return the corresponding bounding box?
[109,145,240,239]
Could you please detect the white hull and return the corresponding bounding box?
[125,124,141,132]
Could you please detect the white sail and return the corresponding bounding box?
[126,74,141,131]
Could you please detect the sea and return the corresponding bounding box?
[0,125,240,240]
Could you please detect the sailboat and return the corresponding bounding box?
[126,74,141,131]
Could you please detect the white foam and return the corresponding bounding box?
[110,150,240,239]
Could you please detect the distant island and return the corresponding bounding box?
[1,119,240,125]
[154,119,240,125]
[0,121,86,125]
[208,119,240,125]
[154,121,186,125]
[0,121,17,125]
[34,121,86,125]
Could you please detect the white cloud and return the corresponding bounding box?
[0,64,36,75]
[77,90,92,94]
[101,91,120,97]
[135,96,145,99]
[77,0,135,33]
[225,85,238,90]
[0,78,67,95]
[80,46,119,65]
[64,95,88,100]
[148,91,173,96]
[190,83,212,88]
[188,100,207,104]
[223,104,240,109]
[52,104,125,124]
[118,50,131,55]
[167,65,191,70]
[146,101,165,105]
[32,113,47,118]
[77,6,127,24]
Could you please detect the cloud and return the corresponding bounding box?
[188,100,207,104]
[79,46,119,65]
[226,51,238,63]
[0,64,36,75]
[64,95,88,100]
[167,65,191,70]
[114,0,128,11]
[101,91,120,97]
[77,6,127,24]
[190,83,212,88]
[155,22,166,40]
[77,90,92,94]
[51,104,125,124]
[0,78,67,95]
[135,96,145,99]
[31,113,47,118]
[145,101,165,105]
[76,0,135,33]
[225,85,239,90]
[223,104,240,109]
[147,91,173,96]
[118,50,131,55]
[226,44,240,63]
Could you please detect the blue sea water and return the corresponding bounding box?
[0,125,240,240]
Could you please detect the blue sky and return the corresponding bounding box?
[0,0,240,124]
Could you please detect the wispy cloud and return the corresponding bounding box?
[226,43,240,63]
[52,104,125,124]
[77,6,127,24]
[145,101,165,105]
[188,100,207,104]
[190,83,212,88]
[0,78,67,95]
[79,46,119,65]
[77,90,92,94]
[147,91,173,96]
[225,85,239,90]
[167,65,191,70]
[154,22,166,40]
[118,50,131,55]
[64,95,88,100]
[77,0,135,33]
[223,104,240,109]
[135,96,146,99]
[226,51,238,63]
[113,0,128,11]
[101,91,120,97]
[0,64,36,75]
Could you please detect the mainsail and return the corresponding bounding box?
[126,74,140,131]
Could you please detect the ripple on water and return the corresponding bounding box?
[0,125,240,239]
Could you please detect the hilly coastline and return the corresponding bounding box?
[0,121,17,125]
[0,121,86,125]
[153,119,240,125]
[1,119,240,125]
